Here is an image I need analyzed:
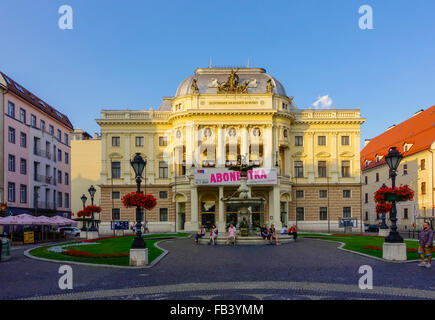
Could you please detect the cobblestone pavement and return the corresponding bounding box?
[1,238,434,300]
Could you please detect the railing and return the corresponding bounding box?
[35,201,55,210]
[100,110,171,121]
[33,148,52,160]
[34,174,54,184]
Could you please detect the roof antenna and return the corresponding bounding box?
[209,57,213,68]
[247,58,250,68]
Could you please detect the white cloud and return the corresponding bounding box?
[312,95,333,109]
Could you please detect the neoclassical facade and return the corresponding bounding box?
[96,67,365,233]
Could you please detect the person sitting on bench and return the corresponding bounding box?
[288,225,298,241]
[226,224,237,245]
[269,224,280,245]
[261,224,272,244]
[195,225,205,244]
[209,225,218,246]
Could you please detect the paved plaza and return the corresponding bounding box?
[1,237,434,300]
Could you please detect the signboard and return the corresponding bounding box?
[111,221,129,230]
[194,167,277,186]
[24,231,35,244]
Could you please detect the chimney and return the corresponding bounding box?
[94,132,100,140]
[364,139,371,147]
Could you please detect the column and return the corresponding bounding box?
[188,186,199,231]
[194,125,200,166]
[186,125,193,167]
[308,132,315,183]
[241,126,249,161]
[264,125,273,168]
[354,133,361,183]
[216,125,225,167]
[268,185,282,230]
[124,134,131,184]
[331,132,338,183]
[147,134,155,184]
[218,186,225,231]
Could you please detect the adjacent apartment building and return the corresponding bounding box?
[361,106,435,230]
[96,67,365,233]
[0,72,73,218]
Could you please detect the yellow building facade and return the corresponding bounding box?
[97,68,365,233]
[71,130,102,220]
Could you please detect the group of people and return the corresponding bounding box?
[194,223,298,246]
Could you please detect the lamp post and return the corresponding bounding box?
[88,185,97,231]
[130,153,147,249]
[385,147,404,243]
[379,183,389,230]
[80,194,87,231]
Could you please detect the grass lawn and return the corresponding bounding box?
[29,233,189,266]
[300,233,425,261]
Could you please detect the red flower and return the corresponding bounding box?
[121,192,157,210]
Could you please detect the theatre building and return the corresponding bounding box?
[97,67,365,233]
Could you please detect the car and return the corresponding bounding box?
[57,227,81,237]
[365,224,380,232]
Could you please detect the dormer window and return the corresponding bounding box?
[365,160,372,167]
[403,143,413,152]
[376,155,383,162]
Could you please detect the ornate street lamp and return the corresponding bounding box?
[88,185,97,231]
[130,153,147,249]
[385,147,404,243]
[80,194,87,231]
[379,184,389,230]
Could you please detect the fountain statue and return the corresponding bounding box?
[222,155,265,236]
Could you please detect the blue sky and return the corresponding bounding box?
[0,0,434,147]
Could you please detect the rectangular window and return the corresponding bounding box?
[8,182,15,202]
[49,125,54,135]
[65,173,69,185]
[57,170,62,184]
[57,192,62,208]
[159,208,168,222]
[111,162,121,179]
[318,161,327,177]
[8,101,15,118]
[65,152,69,164]
[112,136,120,147]
[296,207,305,221]
[135,136,144,147]
[20,132,27,148]
[296,190,304,198]
[20,158,27,175]
[365,212,369,220]
[319,190,328,198]
[294,161,304,178]
[341,161,350,177]
[295,136,303,147]
[421,159,426,170]
[318,136,326,146]
[64,133,68,145]
[421,182,426,195]
[365,176,368,185]
[31,115,37,128]
[8,127,15,144]
[343,190,351,198]
[65,193,70,209]
[159,161,168,178]
[319,207,328,221]
[58,149,62,162]
[8,155,15,172]
[343,207,352,218]
[20,108,26,123]
[112,191,121,199]
[159,191,168,199]
[341,136,350,146]
[40,120,46,132]
[376,172,379,182]
[20,185,27,203]
[403,164,408,175]
[112,209,120,221]
[404,208,409,220]
[57,129,62,141]
[365,193,368,203]
[159,136,168,146]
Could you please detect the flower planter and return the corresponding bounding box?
[385,194,401,202]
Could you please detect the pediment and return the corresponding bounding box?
[292,152,307,158]
[109,152,123,159]
[340,151,355,158]
[316,151,331,158]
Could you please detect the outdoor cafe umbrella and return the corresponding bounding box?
[0,214,45,242]
[49,216,78,226]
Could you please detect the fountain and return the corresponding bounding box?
[222,155,265,236]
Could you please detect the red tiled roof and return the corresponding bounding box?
[1,72,73,130]
[361,105,435,171]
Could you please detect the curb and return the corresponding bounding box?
[305,238,420,263]
[23,236,190,269]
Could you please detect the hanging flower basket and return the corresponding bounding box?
[77,210,91,218]
[374,185,414,203]
[376,203,392,214]
[122,192,157,210]
[84,205,102,214]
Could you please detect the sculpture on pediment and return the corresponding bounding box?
[217,69,249,94]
